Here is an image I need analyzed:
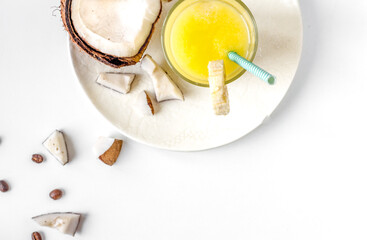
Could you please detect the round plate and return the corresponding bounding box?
[69,0,303,151]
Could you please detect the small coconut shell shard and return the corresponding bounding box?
[96,73,136,94]
[94,137,123,166]
[141,55,184,102]
[43,130,69,165]
[61,0,162,68]
[32,212,81,236]
[135,91,155,116]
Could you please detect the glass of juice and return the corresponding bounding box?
[162,0,258,87]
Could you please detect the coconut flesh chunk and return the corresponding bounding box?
[32,212,81,236]
[135,91,155,116]
[43,130,69,165]
[141,55,184,102]
[97,73,135,94]
[70,0,161,58]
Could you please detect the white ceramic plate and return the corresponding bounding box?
[69,0,303,151]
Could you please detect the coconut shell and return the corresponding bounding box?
[99,139,123,166]
[145,91,155,115]
[60,0,162,68]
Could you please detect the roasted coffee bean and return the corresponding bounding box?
[0,180,9,192]
[31,231,42,240]
[49,189,63,200]
[32,154,44,163]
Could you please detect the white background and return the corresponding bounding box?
[1,0,367,239]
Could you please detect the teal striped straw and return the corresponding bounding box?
[228,51,275,85]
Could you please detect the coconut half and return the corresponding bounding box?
[61,0,162,68]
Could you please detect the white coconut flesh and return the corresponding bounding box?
[43,130,69,165]
[141,55,184,102]
[97,73,135,94]
[32,213,81,236]
[71,0,161,57]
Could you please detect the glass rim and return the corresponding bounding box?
[161,0,259,87]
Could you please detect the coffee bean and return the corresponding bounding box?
[49,189,63,200]
[0,180,9,192]
[32,154,44,163]
[31,231,42,240]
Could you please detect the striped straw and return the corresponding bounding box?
[228,51,275,85]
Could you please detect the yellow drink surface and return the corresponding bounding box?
[170,0,249,82]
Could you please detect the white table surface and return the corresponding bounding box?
[1,0,367,239]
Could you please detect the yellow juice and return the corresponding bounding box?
[163,0,257,86]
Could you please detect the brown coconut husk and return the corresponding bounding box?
[60,0,162,68]
[99,139,123,166]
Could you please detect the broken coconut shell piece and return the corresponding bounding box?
[43,130,69,165]
[32,212,81,236]
[61,0,162,68]
[135,91,155,116]
[141,55,184,102]
[97,73,136,94]
[93,137,123,166]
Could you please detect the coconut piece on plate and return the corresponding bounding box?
[32,212,81,236]
[43,130,69,165]
[208,60,230,115]
[97,73,135,94]
[61,0,162,68]
[134,91,155,116]
[141,55,184,102]
[93,137,123,166]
